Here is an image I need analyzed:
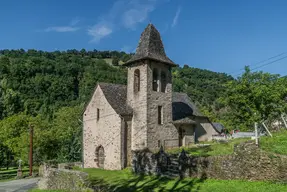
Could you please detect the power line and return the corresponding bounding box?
[230,52,287,75]
[234,55,287,77]
[250,55,287,71]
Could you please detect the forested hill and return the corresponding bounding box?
[0,49,233,119]
[0,49,233,165]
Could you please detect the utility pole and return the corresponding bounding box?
[29,124,33,176]
[255,122,259,146]
[281,114,287,129]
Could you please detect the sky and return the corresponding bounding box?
[1,0,287,77]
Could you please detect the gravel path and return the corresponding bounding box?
[0,178,39,192]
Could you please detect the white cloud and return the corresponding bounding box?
[44,26,79,32]
[70,17,81,26]
[122,2,155,29]
[171,6,181,28]
[44,18,81,33]
[87,23,113,43]
[88,0,158,43]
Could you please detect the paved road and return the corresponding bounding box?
[0,178,39,192]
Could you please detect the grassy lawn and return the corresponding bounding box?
[260,130,287,155]
[0,167,30,181]
[29,190,66,192]
[166,138,250,156]
[79,168,287,192]
[103,58,124,65]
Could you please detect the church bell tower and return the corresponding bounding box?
[123,24,177,150]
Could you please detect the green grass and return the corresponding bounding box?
[0,167,30,181]
[166,138,250,157]
[79,168,287,192]
[28,190,66,192]
[260,130,287,155]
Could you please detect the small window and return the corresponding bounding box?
[161,71,166,93]
[158,106,163,124]
[153,68,158,91]
[97,108,100,121]
[158,140,161,147]
[134,69,140,93]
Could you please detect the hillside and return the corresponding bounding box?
[0,49,233,166]
[0,49,232,120]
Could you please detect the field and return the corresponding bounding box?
[0,167,30,181]
[79,168,287,192]
[260,130,287,155]
[165,138,250,156]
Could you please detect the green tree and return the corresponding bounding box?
[218,66,287,131]
[112,57,119,66]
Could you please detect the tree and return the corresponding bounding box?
[51,105,83,162]
[218,66,287,131]
[112,57,119,66]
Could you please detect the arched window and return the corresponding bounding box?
[95,145,105,168]
[153,68,159,91]
[134,69,140,93]
[161,71,166,92]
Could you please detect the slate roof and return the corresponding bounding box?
[98,83,133,116]
[96,83,204,122]
[124,24,177,66]
[172,92,204,118]
[212,122,225,133]
[173,117,197,125]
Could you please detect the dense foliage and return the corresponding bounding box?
[0,49,129,167]
[207,67,287,131]
[1,49,285,168]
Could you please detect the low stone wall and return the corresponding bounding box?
[132,141,287,182]
[38,163,92,191]
[58,162,83,169]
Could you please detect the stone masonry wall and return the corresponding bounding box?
[38,164,92,191]
[127,61,148,150]
[146,61,178,150]
[132,141,287,182]
[195,117,218,142]
[83,86,122,170]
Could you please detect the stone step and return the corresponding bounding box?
[168,165,179,170]
[161,173,179,178]
[166,170,179,174]
[169,161,179,165]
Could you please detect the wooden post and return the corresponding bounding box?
[262,122,272,137]
[255,122,259,145]
[281,114,287,129]
[29,124,33,176]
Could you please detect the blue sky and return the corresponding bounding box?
[1,0,287,77]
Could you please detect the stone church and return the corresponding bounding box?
[83,24,218,170]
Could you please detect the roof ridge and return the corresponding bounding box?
[146,24,153,57]
[123,23,177,66]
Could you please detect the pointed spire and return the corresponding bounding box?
[124,24,176,66]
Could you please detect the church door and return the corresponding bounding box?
[96,146,105,168]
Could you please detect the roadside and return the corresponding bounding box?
[0,178,39,192]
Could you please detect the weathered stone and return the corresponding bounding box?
[83,23,219,170]
[132,141,287,182]
[38,166,92,191]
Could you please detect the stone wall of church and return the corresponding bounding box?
[146,61,178,149]
[127,62,149,150]
[83,86,122,170]
[195,117,218,142]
